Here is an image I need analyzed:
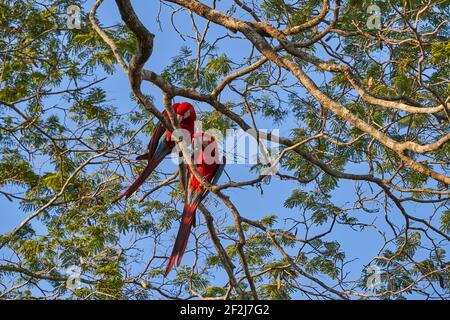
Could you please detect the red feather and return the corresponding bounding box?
[136,121,166,161]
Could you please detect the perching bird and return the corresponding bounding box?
[115,102,196,201]
[165,133,226,276]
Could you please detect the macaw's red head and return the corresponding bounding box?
[163,102,197,147]
[173,102,196,124]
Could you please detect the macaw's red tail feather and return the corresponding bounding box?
[113,155,164,202]
[165,255,177,278]
[164,201,199,276]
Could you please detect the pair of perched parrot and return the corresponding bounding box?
[116,102,225,276]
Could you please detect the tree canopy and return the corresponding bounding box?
[0,0,449,300]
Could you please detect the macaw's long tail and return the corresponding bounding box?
[114,162,157,202]
[164,200,201,276]
[114,147,170,203]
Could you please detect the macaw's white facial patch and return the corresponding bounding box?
[183,109,191,120]
[177,109,191,123]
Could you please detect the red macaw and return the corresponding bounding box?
[116,102,196,201]
[165,133,226,276]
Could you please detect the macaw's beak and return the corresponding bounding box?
[176,110,191,123]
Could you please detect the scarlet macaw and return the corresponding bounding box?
[116,102,196,201]
[165,133,225,276]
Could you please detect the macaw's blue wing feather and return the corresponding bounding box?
[136,121,166,161]
[185,157,226,207]
[115,135,172,202]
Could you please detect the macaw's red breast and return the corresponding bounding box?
[189,164,218,191]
